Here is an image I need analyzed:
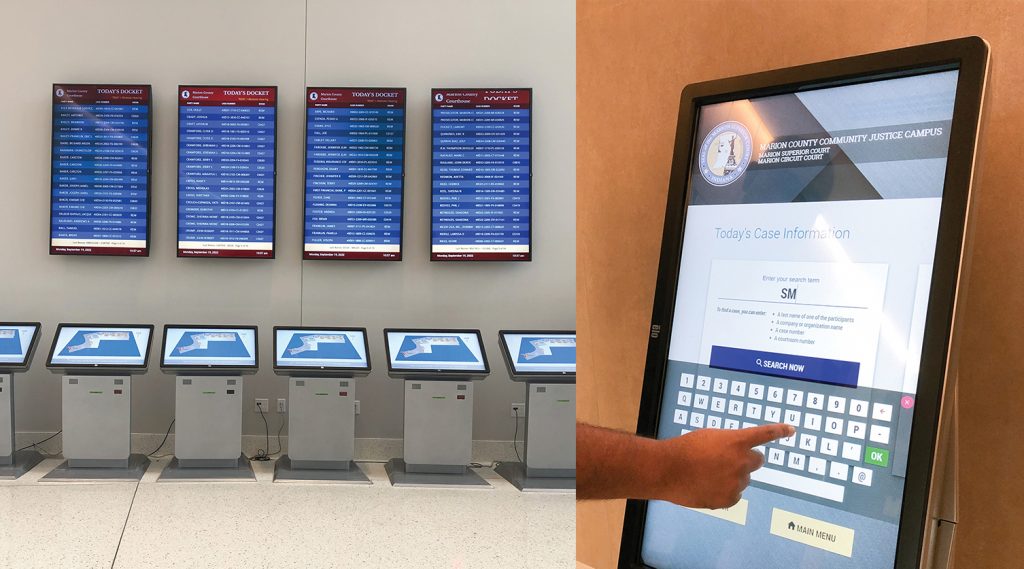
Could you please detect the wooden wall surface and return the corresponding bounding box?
[577,1,1024,567]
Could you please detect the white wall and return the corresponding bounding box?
[0,0,576,441]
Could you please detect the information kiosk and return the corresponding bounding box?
[616,38,989,569]
[159,325,257,480]
[0,322,43,479]
[272,326,371,483]
[495,330,576,491]
[383,329,490,487]
[43,324,153,480]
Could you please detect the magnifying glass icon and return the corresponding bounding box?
[756,358,763,366]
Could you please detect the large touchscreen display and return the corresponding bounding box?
[641,70,959,568]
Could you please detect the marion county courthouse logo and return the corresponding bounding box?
[699,121,752,186]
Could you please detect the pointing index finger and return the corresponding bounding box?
[739,423,795,447]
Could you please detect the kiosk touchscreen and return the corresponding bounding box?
[273,327,370,480]
[160,325,258,475]
[44,324,153,477]
[496,330,576,491]
[383,329,490,487]
[618,39,988,569]
[0,323,42,477]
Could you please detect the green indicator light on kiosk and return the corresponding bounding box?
[556,399,571,403]
[865,446,889,467]
[315,392,329,396]
[89,391,103,394]
[432,396,447,400]
[202,391,215,395]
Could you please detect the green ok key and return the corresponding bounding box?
[865,446,889,467]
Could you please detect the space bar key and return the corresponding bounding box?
[750,466,845,503]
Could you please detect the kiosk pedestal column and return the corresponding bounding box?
[0,373,44,478]
[62,375,131,468]
[404,379,473,474]
[174,375,243,468]
[287,377,354,470]
[525,382,576,478]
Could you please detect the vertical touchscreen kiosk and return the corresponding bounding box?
[495,331,576,491]
[272,327,371,483]
[617,38,988,569]
[0,323,42,479]
[383,329,490,487]
[159,325,257,480]
[44,324,153,480]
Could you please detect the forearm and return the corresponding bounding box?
[576,422,666,501]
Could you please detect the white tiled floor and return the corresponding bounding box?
[0,458,575,569]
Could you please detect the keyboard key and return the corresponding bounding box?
[783,410,801,427]
[799,434,817,452]
[824,417,844,435]
[746,403,763,420]
[690,413,705,428]
[808,457,827,476]
[850,399,869,417]
[806,393,824,410]
[842,442,861,461]
[673,409,689,425]
[713,378,728,393]
[829,461,849,481]
[750,466,845,502]
[728,401,744,416]
[853,466,873,486]
[725,419,740,430]
[788,452,806,471]
[827,396,847,414]
[695,394,709,409]
[754,445,766,456]
[803,413,822,431]
[677,392,692,406]
[870,425,891,444]
[767,448,785,466]
[730,381,746,397]
[697,376,711,391]
[711,397,726,413]
[767,387,784,403]
[847,421,866,439]
[821,438,839,456]
[680,428,691,435]
[748,384,765,400]
[786,390,804,407]
[764,406,782,422]
[707,416,722,429]
[779,433,796,447]
[680,373,695,388]
[872,403,894,422]
[742,422,757,429]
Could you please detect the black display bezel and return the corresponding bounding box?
[159,324,259,373]
[301,87,407,261]
[382,328,490,377]
[45,323,154,373]
[617,37,989,569]
[428,87,533,262]
[175,85,278,259]
[0,322,42,372]
[497,329,576,382]
[49,83,153,258]
[272,325,371,374]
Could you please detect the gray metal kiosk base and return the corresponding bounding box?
[41,453,150,482]
[385,458,490,488]
[0,450,45,480]
[158,453,255,482]
[494,461,576,492]
[274,455,371,484]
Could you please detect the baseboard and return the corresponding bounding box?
[14,432,522,464]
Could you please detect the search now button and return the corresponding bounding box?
[709,346,859,387]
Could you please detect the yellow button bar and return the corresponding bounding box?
[769,507,855,557]
[688,499,748,526]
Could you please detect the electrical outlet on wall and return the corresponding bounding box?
[255,398,269,413]
[511,403,525,418]
[355,400,361,415]
[277,398,287,413]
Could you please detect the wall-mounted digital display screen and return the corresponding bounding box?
[274,328,369,370]
[50,84,151,256]
[177,86,277,258]
[162,326,258,369]
[304,88,406,260]
[500,332,576,375]
[430,89,531,261]
[47,325,152,369]
[385,330,487,373]
[0,324,41,367]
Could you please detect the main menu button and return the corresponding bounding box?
[769,507,855,557]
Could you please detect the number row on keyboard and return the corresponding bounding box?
[679,373,892,421]
[673,408,891,444]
